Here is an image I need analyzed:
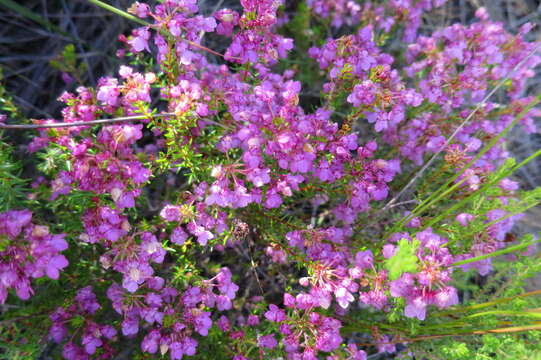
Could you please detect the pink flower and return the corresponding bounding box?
[128,27,151,52]
[265,304,286,322]
[160,205,182,222]
[258,334,278,349]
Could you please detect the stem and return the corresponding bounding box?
[0,0,77,40]
[88,0,147,26]
[346,322,541,347]
[0,113,175,129]
[451,238,539,267]
[459,199,540,242]
[0,312,49,326]
[435,290,541,317]
[381,114,541,241]
[465,310,541,320]
[382,41,541,212]
[424,147,541,230]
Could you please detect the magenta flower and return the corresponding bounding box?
[265,304,286,322]
[258,334,278,349]
[160,204,182,222]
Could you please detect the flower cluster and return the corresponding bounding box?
[307,0,447,41]
[28,72,152,209]
[387,229,457,320]
[262,294,347,359]
[307,0,362,28]
[397,9,541,165]
[309,25,424,132]
[222,0,293,66]
[107,267,238,359]
[50,286,117,359]
[0,210,68,304]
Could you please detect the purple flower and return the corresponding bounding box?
[434,286,459,309]
[121,316,139,336]
[217,315,230,332]
[62,342,86,359]
[193,310,212,336]
[49,323,68,343]
[355,250,373,269]
[183,337,198,356]
[82,329,102,354]
[170,341,184,360]
[258,334,278,349]
[171,227,188,245]
[247,314,260,326]
[75,286,100,315]
[96,77,120,106]
[265,304,286,322]
[187,221,214,246]
[160,204,182,222]
[335,287,355,309]
[128,27,151,52]
[404,296,427,320]
[141,330,160,354]
[46,255,69,280]
[456,213,474,227]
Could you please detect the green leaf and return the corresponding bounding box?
[385,238,420,280]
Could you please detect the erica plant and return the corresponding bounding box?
[1,0,541,359]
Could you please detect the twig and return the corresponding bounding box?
[12,94,53,118]
[1,112,234,131]
[0,112,175,129]
[386,199,419,209]
[346,322,541,347]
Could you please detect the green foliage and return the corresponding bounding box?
[441,342,471,360]
[50,44,88,82]
[0,323,44,360]
[0,69,23,120]
[278,2,325,98]
[415,332,541,360]
[36,144,70,175]
[284,2,326,51]
[385,238,420,280]
[0,141,28,211]
[153,111,224,183]
[0,69,32,211]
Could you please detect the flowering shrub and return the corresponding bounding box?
[1,0,541,359]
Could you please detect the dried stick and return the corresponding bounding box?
[0,113,175,129]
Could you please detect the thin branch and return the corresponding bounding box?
[347,323,541,347]
[1,112,235,131]
[387,199,419,209]
[451,238,540,267]
[0,113,175,129]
